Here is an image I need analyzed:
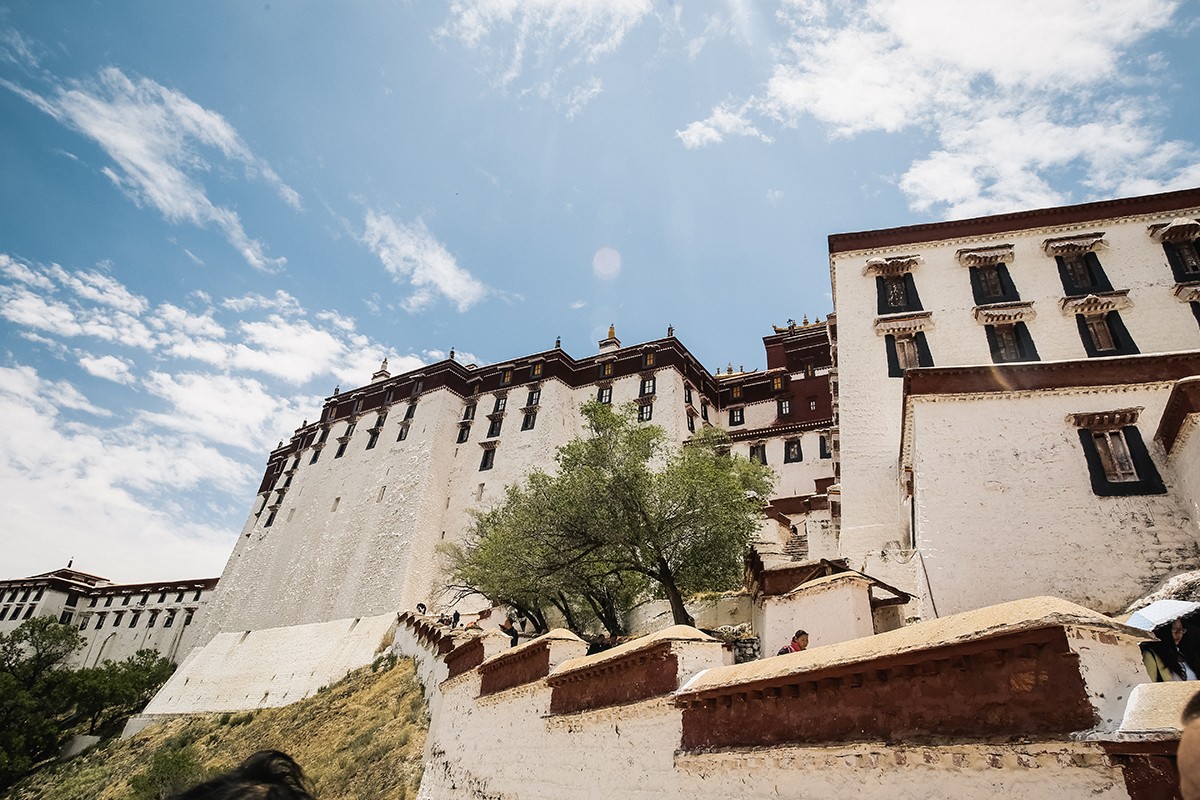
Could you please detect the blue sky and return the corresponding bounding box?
[2,0,1199,582]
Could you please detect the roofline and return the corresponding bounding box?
[828,186,1200,255]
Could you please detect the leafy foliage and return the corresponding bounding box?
[0,617,175,790]
[445,401,775,630]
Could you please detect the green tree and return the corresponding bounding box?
[446,401,774,630]
[70,650,175,734]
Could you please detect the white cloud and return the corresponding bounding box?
[766,189,784,205]
[564,77,603,119]
[221,290,303,315]
[79,353,136,384]
[684,0,1199,217]
[362,211,488,312]
[570,299,587,309]
[4,66,296,270]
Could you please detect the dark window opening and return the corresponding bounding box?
[480,449,495,471]
[885,332,934,377]
[457,425,471,443]
[784,440,802,463]
[1056,252,1113,296]
[640,377,656,396]
[876,273,923,314]
[1077,425,1165,496]
[487,418,503,438]
[969,264,1020,305]
[1165,241,1200,282]
[749,444,767,465]
[521,411,537,430]
[1076,312,1138,357]
[597,386,612,404]
[986,322,1039,363]
[729,408,744,426]
[778,399,791,416]
[638,403,653,422]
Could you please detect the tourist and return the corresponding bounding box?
[415,602,426,615]
[1180,691,1200,799]
[169,750,314,799]
[498,616,520,647]
[1142,619,1200,681]
[777,629,809,655]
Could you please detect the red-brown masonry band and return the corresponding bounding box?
[548,642,679,714]
[479,643,552,696]
[1156,378,1200,453]
[1100,742,1181,800]
[677,627,1096,750]
[444,636,485,680]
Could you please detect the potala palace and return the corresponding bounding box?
[8,186,1200,798]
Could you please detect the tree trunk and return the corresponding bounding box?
[656,559,694,627]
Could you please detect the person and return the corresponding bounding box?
[451,609,460,628]
[777,629,809,655]
[1143,619,1200,681]
[169,750,314,799]
[1180,690,1200,799]
[498,616,520,647]
[415,603,426,615]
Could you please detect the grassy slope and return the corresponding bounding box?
[3,655,428,800]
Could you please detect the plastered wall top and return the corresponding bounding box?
[551,624,716,677]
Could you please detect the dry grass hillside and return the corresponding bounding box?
[3,654,427,800]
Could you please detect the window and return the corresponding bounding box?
[731,386,742,400]
[684,386,693,405]
[184,609,194,626]
[531,362,543,378]
[164,612,175,628]
[148,611,158,628]
[640,377,656,396]
[687,414,696,433]
[129,612,140,628]
[600,362,614,378]
[263,508,277,528]
[701,403,709,422]
[158,592,167,603]
[877,274,923,314]
[480,448,495,471]
[1076,313,1138,357]
[396,423,409,442]
[784,440,802,463]
[778,399,791,416]
[404,403,417,420]
[986,323,1039,363]
[95,613,105,629]
[334,421,354,458]
[0,607,8,621]
[112,612,122,627]
[176,591,185,603]
[89,597,97,608]
[78,616,87,630]
[34,588,43,601]
[521,411,537,431]
[643,351,655,367]
[412,380,424,396]
[487,418,503,438]
[334,441,349,458]
[366,413,387,450]
[1075,422,1165,496]
[463,403,477,421]
[105,596,113,607]
[597,386,612,404]
[808,398,817,411]
[501,369,513,385]
[819,435,831,459]
[638,403,653,422]
[457,425,471,444]
[772,376,784,391]
[970,264,1020,305]
[526,389,540,407]
[729,408,744,426]
[493,396,507,413]
[749,444,767,465]
[309,446,321,465]
[1056,252,1113,296]
[122,595,130,606]
[1165,241,1200,282]
[22,605,34,619]
[193,590,202,601]
[885,332,934,377]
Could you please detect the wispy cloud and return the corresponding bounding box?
[79,353,136,384]
[3,66,298,269]
[681,0,1200,217]
[361,211,488,312]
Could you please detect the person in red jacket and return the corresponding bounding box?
[777,629,809,655]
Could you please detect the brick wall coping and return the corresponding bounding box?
[478,628,582,673]
[550,624,715,681]
[677,596,1146,699]
[1116,681,1196,739]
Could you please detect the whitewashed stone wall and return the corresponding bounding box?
[754,573,874,655]
[907,386,1199,617]
[832,200,1200,607]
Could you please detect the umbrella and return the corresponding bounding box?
[1126,599,1200,631]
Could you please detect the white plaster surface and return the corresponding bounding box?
[1117,680,1199,736]
[756,573,874,655]
[142,612,397,714]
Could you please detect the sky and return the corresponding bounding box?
[2,0,1199,583]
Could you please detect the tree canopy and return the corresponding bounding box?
[444,400,775,633]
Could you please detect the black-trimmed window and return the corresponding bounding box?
[365,413,386,450]
[643,351,655,367]
[463,403,476,421]
[526,389,540,406]
[59,610,73,626]
[599,362,614,378]
[969,264,1020,305]
[687,414,696,433]
[94,613,105,630]
[263,508,277,527]
[638,403,653,422]
[480,449,495,471]
[396,423,409,442]
[877,274,923,314]
[884,332,933,377]
[164,612,175,628]
[493,396,507,413]
[1164,241,1200,282]
[521,411,537,431]
[778,399,791,416]
[1077,426,1165,496]
[729,408,744,426]
[334,422,354,458]
[531,362,543,378]
[487,418,503,438]
[1192,301,1200,327]
[784,440,802,463]
[701,403,709,421]
[1076,313,1137,357]
[772,376,785,391]
[129,612,140,628]
[749,443,767,465]
[640,377,656,396]
[597,386,612,404]
[731,386,742,400]
[808,398,817,411]
[684,386,693,405]
[819,435,831,459]
[457,425,471,444]
[405,403,417,420]
[1057,253,1113,296]
[501,369,513,385]
[147,611,158,628]
[412,380,424,396]
[985,323,1039,363]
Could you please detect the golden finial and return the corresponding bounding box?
[607,323,616,339]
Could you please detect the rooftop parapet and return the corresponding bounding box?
[478,628,587,697]
[675,597,1149,751]
[443,630,511,681]
[548,625,728,715]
